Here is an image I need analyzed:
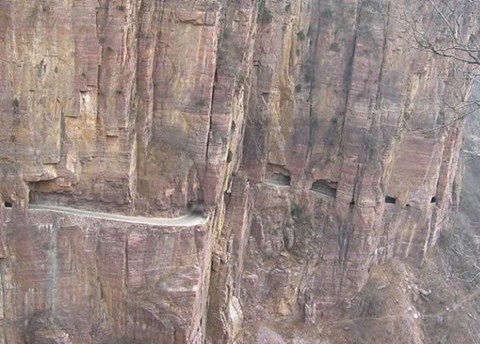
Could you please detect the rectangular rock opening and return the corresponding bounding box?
[265,164,291,186]
[385,196,396,204]
[187,201,206,216]
[268,173,291,186]
[28,180,57,205]
[431,197,436,203]
[28,190,46,205]
[311,180,337,198]
[4,201,12,208]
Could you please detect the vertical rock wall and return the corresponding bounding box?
[0,0,477,343]
[207,0,475,342]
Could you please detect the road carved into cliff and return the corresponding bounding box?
[29,204,208,227]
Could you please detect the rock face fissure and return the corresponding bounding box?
[0,0,478,343]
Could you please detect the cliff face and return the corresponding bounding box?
[0,0,476,343]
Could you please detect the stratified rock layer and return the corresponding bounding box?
[0,0,477,343]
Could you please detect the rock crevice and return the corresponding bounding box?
[0,0,477,343]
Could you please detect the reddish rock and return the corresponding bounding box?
[0,0,477,343]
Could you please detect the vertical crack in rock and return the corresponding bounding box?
[337,221,354,289]
[0,259,7,343]
[374,0,391,108]
[94,232,109,336]
[305,0,323,162]
[59,104,66,159]
[133,0,167,215]
[339,1,361,153]
[124,233,129,292]
[47,222,59,314]
[95,1,103,134]
[205,72,215,167]
[204,0,221,178]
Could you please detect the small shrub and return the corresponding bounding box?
[320,9,333,19]
[226,149,233,163]
[196,98,209,108]
[307,25,314,37]
[291,203,306,221]
[258,0,273,24]
[222,28,231,40]
[304,73,315,84]
[304,61,316,83]
[117,5,126,11]
[236,73,246,88]
[12,98,19,108]
[359,279,382,317]
[295,84,302,93]
[260,9,273,24]
[297,30,306,41]
[364,132,384,157]
[329,42,340,52]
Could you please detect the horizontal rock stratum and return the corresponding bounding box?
[0,0,478,343]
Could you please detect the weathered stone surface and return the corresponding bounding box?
[1,207,210,343]
[0,0,477,343]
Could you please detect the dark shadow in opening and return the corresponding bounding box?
[265,164,291,187]
[385,196,396,204]
[266,173,291,186]
[431,197,436,203]
[187,202,206,216]
[4,201,12,208]
[311,180,337,198]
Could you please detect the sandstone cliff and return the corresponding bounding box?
[0,0,477,343]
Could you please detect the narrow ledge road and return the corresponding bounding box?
[29,204,209,227]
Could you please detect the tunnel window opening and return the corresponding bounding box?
[385,196,396,204]
[188,202,205,216]
[431,197,437,203]
[311,180,337,198]
[265,164,292,187]
[4,202,12,208]
[268,173,291,186]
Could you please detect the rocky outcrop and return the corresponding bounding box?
[2,206,211,343]
[0,0,477,343]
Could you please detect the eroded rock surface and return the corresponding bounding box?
[0,0,478,343]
